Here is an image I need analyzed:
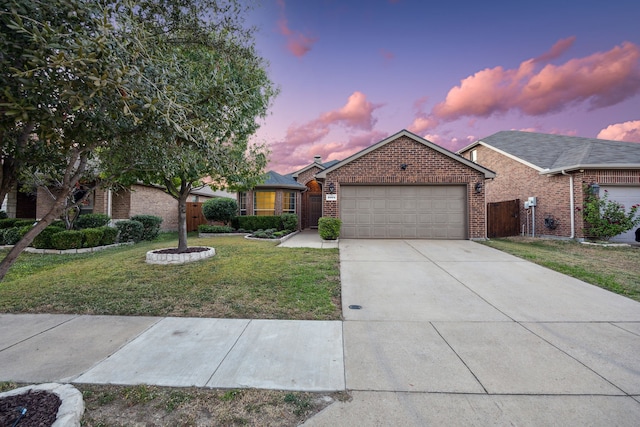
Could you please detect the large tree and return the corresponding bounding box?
[0,0,275,279]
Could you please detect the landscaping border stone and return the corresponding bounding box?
[24,242,134,255]
[0,383,83,427]
[146,247,215,264]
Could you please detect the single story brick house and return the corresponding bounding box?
[5,183,232,231]
[458,131,640,243]
[242,129,496,239]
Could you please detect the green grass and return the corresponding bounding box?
[0,233,341,319]
[481,237,640,301]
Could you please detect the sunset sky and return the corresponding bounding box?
[247,0,640,173]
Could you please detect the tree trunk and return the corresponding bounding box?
[0,194,67,281]
[177,190,189,252]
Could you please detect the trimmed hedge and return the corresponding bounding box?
[0,210,7,219]
[1,227,22,245]
[202,198,237,224]
[232,215,281,232]
[318,217,342,240]
[131,215,163,241]
[81,228,104,248]
[75,213,110,229]
[115,220,144,243]
[0,218,33,229]
[99,226,118,245]
[281,213,298,231]
[50,230,84,250]
[198,224,234,233]
[32,226,66,249]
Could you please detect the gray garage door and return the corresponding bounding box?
[599,185,640,243]
[340,185,467,239]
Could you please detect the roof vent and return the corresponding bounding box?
[314,155,322,164]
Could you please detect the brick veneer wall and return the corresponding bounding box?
[295,165,323,229]
[128,185,180,230]
[323,136,488,239]
[464,146,640,239]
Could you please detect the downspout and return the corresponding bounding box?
[107,189,113,225]
[561,170,575,238]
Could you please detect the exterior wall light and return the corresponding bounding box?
[328,182,335,194]
[589,182,600,195]
[400,163,408,170]
[474,182,483,193]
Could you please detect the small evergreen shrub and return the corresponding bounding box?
[82,228,104,247]
[99,226,118,245]
[252,228,277,239]
[232,216,281,231]
[50,219,65,229]
[318,217,342,240]
[32,226,65,249]
[1,227,21,245]
[50,230,84,250]
[0,210,7,219]
[75,213,110,229]
[131,215,163,241]
[115,220,144,243]
[202,198,238,225]
[578,188,640,240]
[281,213,298,231]
[0,218,19,229]
[198,224,234,233]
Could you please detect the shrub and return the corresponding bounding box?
[281,213,298,231]
[0,218,19,229]
[99,226,119,245]
[0,210,7,219]
[202,198,238,225]
[75,213,110,229]
[318,217,342,240]
[1,227,22,245]
[131,215,163,241]
[232,216,281,232]
[50,230,84,250]
[82,228,104,248]
[252,228,278,239]
[51,219,65,229]
[32,226,65,249]
[578,188,640,240]
[115,220,144,243]
[198,224,234,233]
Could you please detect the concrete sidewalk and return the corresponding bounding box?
[0,315,344,391]
[278,230,339,249]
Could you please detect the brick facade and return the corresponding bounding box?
[296,165,323,229]
[321,135,489,239]
[463,145,640,239]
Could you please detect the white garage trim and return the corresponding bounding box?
[340,185,467,239]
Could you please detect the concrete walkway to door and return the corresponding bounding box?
[303,239,640,426]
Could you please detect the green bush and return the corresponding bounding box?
[50,230,84,250]
[51,219,65,229]
[579,188,640,240]
[0,218,19,229]
[232,216,281,232]
[75,213,110,229]
[202,198,238,225]
[131,215,163,241]
[115,220,144,243]
[32,226,65,249]
[281,213,298,231]
[1,227,22,245]
[318,217,342,240]
[82,228,104,248]
[251,228,278,239]
[99,226,118,245]
[198,224,234,233]
[0,210,7,219]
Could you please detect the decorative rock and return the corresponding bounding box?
[146,247,216,264]
[0,383,84,427]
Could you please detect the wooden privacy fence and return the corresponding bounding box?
[186,202,208,232]
[487,199,520,238]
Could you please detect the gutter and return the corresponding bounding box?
[561,170,575,238]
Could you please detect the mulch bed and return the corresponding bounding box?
[152,247,209,254]
[0,390,60,426]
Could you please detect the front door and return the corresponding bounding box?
[308,194,322,228]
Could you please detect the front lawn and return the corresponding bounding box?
[481,237,640,302]
[0,233,341,319]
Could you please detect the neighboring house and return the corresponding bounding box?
[5,183,233,231]
[242,129,495,239]
[459,131,640,243]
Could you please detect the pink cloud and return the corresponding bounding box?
[533,36,576,63]
[430,40,640,122]
[277,0,317,57]
[422,133,477,152]
[597,120,640,142]
[380,48,395,61]
[269,92,384,172]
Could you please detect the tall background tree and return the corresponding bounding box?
[0,0,276,279]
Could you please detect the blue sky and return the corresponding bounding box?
[247,0,640,172]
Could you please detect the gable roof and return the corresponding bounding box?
[462,131,640,175]
[316,129,496,179]
[255,170,306,190]
[291,159,340,178]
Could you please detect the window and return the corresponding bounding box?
[238,192,247,215]
[470,149,477,163]
[254,191,275,216]
[283,192,296,213]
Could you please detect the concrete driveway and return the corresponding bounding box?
[305,239,640,426]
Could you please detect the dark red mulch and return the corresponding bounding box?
[0,390,61,427]
[152,246,210,254]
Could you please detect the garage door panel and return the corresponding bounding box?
[340,185,467,239]
[599,186,640,243]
